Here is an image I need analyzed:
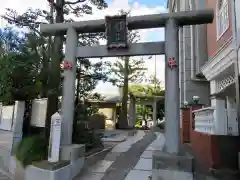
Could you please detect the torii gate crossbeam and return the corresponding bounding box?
[40,9,213,34]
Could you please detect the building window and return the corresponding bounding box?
[216,0,229,39]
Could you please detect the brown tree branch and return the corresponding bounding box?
[67,4,75,10]
[47,0,59,10]
[64,0,86,5]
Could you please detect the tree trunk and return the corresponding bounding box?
[41,50,50,98]
[42,0,54,98]
[75,68,81,107]
[22,100,32,137]
[119,57,129,129]
[44,0,64,145]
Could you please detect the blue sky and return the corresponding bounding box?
[0,0,167,96]
[106,0,167,7]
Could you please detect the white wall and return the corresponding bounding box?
[0,105,14,131]
[233,0,240,73]
[235,0,240,46]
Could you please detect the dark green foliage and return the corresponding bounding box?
[72,103,103,151]
[2,0,109,145]
[15,135,47,167]
[1,0,109,166]
[129,84,165,122]
[73,123,103,151]
[0,28,48,105]
[157,123,165,130]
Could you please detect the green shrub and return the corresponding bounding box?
[135,119,142,126]
[157,123,164,129]
[72,103,104,151]
[15,135,47,167]
[72,122,103,151]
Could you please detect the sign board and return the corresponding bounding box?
[105,15,128,49]
[48,112,62,162]
[30,98,47,127]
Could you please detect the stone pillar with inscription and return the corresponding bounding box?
[48,112,62,163]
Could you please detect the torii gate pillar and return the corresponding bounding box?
[61,28,78,145]
[164,19,180,154]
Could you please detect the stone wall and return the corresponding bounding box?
[0,101,25,175]
[0,105,14,131]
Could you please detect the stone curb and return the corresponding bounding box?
[102,129,138,143]
[102,136,127,143]
[0,168,12,180]
[82,145,114,170]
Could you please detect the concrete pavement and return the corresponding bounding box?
[124,132,164,180]
[75,130,220,180]
[74,130,153,180]
[0,129,222,180]
[0,130,12,180]
[0,170,11,180]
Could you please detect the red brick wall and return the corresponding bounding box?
[189,105,203,142]
[181,105,203,143]
[189,104,240,170]
[191,131,240,170]
[181,108,191,143]
[181,105,202,143]
[206,0,233,58]
[191,131,213,168]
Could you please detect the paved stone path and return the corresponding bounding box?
[1,129,222,180]
[76,130,156,180]
[0,171,11,180]
[101,131,156,180]
[124,132,164,180]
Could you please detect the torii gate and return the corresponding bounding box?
[40,9,213,156]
